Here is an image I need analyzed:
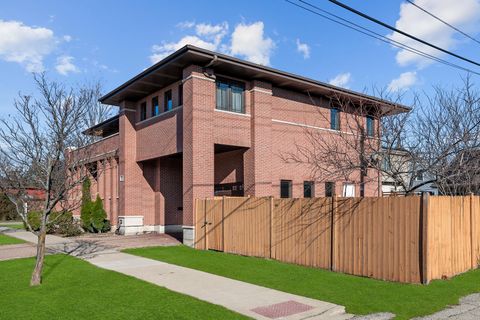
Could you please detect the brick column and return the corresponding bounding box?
[118,101,144,231]
[182,65,215,245]
[244,80,273,196]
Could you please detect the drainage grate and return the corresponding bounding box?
[251,300,314,319]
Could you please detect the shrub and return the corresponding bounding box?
[81,194,110,233]
[23,210,81,236]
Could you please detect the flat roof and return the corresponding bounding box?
[100,45,410,115]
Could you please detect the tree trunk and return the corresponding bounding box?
[30,230,47,286]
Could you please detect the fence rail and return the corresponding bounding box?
[194,195,480,283]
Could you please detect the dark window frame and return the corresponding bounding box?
[216,78,245,113]
[330,108,340,130]
[366,116,375,137]
[280,180,292,198]
[164,89,173,112]
[140,102,147,121]
[325,182,335,197]
[303,181,314,198]
[151,96,159,117]
[178,83,183,106]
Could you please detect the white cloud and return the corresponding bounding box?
[150,22,229,64]
[329,72,352,88]
[151,21,275,66]
[63,35,72,42]
[296,39,310,59]
[389,0,480,67]
[0,20,56,72]
[388,71,417,92]
[230,22,275,65]
[195,22,228,37]
[55,55,79,75]
[176,21,195,29]
[150,35,219,64]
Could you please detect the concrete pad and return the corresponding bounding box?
[87,252,352,320]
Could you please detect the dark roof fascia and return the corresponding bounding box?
[100,45,410,113]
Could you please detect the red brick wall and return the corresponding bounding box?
[182,65,215,226]
[214,149,245,185]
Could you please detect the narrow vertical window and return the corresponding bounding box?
[325,182,335,197]
[366,116,374,137]
[280,180,292,198]
[152,97,159,117]
[303,181,314,198]
[331,108,340,130]
[140,102,147,121]
[164,90,172,112]
[178,84,183,106]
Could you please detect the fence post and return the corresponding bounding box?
[222,195,225,252]
[270,196,274,259]
[204,198,207,250]
[470,193,475,268]
[330,195,336,271]
[421,192,429,284]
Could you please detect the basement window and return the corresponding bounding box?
[216,79,244,113]
[280,180,292,198]
[303,181,314,198]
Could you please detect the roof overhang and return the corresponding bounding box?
[100,45,410,115]
[83,114,119,137]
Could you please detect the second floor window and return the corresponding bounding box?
[164,90,172,111]
[216,79,244,113]
[152,97,159,117]
[331,108,340,130]
[366,116,374,137]
[178,84,183,106]
[140,102,147,121]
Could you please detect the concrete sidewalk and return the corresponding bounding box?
[87,251,353,320]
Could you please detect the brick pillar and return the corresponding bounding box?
[182,65,215,245]
[118,101,144,233]
[244,80,273,197]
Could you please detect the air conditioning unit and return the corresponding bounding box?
[117,216,144,235]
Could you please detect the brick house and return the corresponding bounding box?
[75,45,407,244]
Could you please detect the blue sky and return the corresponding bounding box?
[1,0,479,117]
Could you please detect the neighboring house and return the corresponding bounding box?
[70,45,407,244]
[381,148,438,196]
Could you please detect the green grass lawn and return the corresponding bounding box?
[0,254,247,320]
[125,245,480,320]
[0,223,24,230]
[0,233,25,245]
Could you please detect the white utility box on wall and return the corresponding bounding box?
[117,216,144,235]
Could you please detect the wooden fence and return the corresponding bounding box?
[194,195,480,284]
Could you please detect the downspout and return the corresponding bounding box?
[203,55,218,79]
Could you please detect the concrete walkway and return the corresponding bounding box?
[87,251,353,320]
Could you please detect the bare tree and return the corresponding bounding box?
[282,76,480,196]
[0,73,109,286]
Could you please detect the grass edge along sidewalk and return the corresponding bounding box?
[0,233,26,245]
[125,245,480,320]
[0,254,247,320]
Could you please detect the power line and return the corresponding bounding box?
[285,0,480,76]
[405,0,480,46]
[327,0,480,68]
